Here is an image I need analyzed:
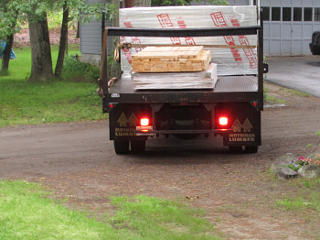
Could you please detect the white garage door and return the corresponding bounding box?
[262,0,320,56]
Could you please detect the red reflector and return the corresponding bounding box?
[140,118,150,126]
[252,101,257,107]
[218,116,229,126]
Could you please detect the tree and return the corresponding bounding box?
[1,0,105,80]
[55,0,69,77]
[54,0,108,78]
[0,0,55,79]
[1,31,15,75]
[0,0,18,74]
[0,0,56,81]
[28,13,54,82]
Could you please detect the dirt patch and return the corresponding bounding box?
[0,82,320,239]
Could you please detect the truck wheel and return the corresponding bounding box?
[114,140,129,154]
[244,146,258,154]
[228,146,243,153]
[131,140,146,153]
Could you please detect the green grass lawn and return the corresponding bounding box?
[0,180,221,240]
[276,178,320,215]
[0,46,104,127]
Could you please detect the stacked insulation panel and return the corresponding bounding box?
[119,6,258,76]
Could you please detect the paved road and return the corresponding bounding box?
[267,56,320,97]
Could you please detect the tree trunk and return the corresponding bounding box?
[134,0,151,6]
[55,1,69,77]
[76,21,80,38]
[125,0,134,7]
[1,33,14,74]
[1,7,16,74]
[28,14,53,82]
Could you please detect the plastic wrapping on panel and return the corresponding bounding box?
[132,63,218,90]
[119,5,259,76]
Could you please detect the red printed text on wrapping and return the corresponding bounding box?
[210,12,242,62]
[157,13,181,45]
[230,18,257,68]
[177,19,196,45]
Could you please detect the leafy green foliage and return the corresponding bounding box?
[0,0,114,38]
[63,56,100,82]
[287,164,300,172]
[0,0,19,38]
[47,11,64,29]
[0,180,221,240]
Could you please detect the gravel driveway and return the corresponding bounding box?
[1,83,320,239]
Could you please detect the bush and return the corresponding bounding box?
[62,56,99,82]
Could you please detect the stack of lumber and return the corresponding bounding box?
[132,46,211,73]
[131,46,217,90]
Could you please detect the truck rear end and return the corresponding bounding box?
[99,5,265,154]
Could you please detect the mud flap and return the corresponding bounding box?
[216,103,261,146]
[109,104,152,140]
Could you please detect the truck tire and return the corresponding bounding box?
[131,140,146,153]
[244,145,258,154]
[114,140,130,154]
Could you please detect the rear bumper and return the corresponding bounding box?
[136,128,232,137]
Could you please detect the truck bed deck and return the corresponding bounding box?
[107,74,260,104]
[111,74,258,93]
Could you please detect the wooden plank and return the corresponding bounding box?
[132,46,211,73]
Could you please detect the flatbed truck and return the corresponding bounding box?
[98,14,267,154]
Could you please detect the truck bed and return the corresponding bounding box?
[107,74,260,104]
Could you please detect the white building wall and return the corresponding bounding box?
[262,0,320,56]
[80,0,104,56]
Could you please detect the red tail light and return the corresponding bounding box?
[140,117,150,126]
[218,116,229,127]
[137,117,153,135]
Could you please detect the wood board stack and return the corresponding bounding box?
[132,46,211,73]
[131,46,217,91]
